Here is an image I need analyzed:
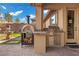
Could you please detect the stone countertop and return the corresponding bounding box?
[33,31,47,35]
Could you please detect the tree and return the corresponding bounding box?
[5,13,13,39]
[15,18,20,23]
[6,25,11,40]
[5,13,13,22]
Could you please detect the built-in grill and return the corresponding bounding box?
[47,26,64,47]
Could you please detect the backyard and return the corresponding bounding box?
[0,33,21,44]
[0,33,21,40]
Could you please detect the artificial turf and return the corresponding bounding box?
[0,33,21,44]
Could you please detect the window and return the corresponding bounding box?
[51,13,57,25]
[43,10,49,17]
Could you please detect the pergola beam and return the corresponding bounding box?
[43,10,56,23]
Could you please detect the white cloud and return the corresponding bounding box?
[1,5,6,10]
[0,13,4,18]
[20,14,36,23]
[0,13,5,21]
[30,14,36,19]
[20,17,27,23]
[44,10,49,14]
[9,10,23,16]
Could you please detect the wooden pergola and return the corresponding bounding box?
[31,3,79,54]
[32,3,57,31]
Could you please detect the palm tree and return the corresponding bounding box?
[5,13,13,23]
[5,13,13,39]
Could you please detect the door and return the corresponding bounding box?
[67,9,77,43]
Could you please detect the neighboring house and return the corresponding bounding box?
[0,23,26,33]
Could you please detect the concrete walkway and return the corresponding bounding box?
[0,37,21,44]
[0,44,79,56]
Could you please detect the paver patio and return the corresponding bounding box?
[0,44,79,56]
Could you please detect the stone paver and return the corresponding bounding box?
[0,44,79,56]
[0,37,79,56]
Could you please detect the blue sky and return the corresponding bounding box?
[0,3,56,24]
[0,3,36,23]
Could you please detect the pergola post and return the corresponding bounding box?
[35,4,43,31]
[58,8,64,30]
